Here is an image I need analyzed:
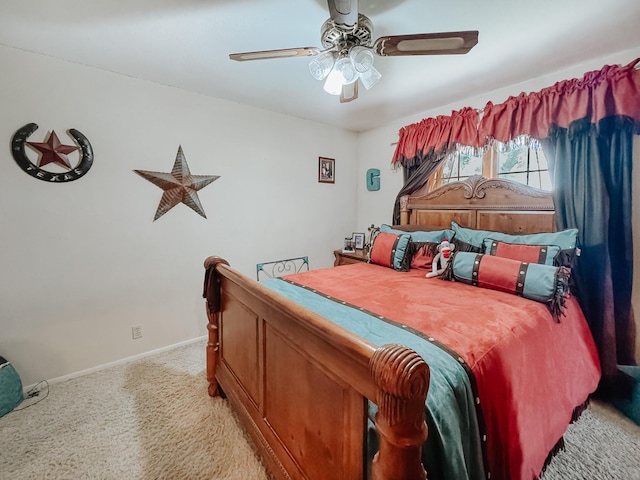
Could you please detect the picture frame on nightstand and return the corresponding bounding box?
[352,232,365,250]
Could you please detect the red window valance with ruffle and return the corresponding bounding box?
[391,58,640,168]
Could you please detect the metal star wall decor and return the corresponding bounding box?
[134,145,220,221]
[11,123,94,182]
[27,130,79,168]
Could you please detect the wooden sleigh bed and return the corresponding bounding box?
[202,176,600,480]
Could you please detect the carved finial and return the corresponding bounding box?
[463,175,484,199]
[369,344,429,480]
[370,344,430,427]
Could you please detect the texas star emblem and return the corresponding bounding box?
[11,123,94,182]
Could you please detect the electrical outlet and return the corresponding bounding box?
[132,325,143,340]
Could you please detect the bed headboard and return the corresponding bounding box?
[399,175,556,235]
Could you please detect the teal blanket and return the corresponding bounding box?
[263,278,485,480]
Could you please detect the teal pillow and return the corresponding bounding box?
[380,224,454,243]
[451,222,578,251]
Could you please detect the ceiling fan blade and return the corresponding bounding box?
[340,81,358,103]
[229,47,321,62]
[373,30,478,56]
[327,0,358,28]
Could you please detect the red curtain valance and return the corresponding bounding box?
[391,106,481,167]
[479,58,640,143]
[392,58,640,166]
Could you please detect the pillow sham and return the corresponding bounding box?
[380,225,453,270]
[450,237,484,254]
[447,251,571,321]
[380,224,454,244]
[482,238,561,266]
[380,224,447,232]
[408,241,439,270]
[451,221,578,251]
[369,231,411,272]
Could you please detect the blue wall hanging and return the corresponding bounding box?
[366,168,380,191]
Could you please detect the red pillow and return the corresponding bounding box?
[369,232,411,271]
[483,238,561,266]
[410,242,438,271]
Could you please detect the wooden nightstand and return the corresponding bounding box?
[333,249,369,266]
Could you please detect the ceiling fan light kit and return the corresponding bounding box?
[349,46,373,73]
[359,65,382,90]
[324,55,358,95]
[229,0,478,102]
[309,51,336,80]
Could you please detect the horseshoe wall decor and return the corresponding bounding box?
[11,123,94,182]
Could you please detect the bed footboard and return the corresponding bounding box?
[203,256,430,480]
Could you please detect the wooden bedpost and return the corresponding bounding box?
[203,256,230,397]
[370,344,430,480]
[399,195,410,225]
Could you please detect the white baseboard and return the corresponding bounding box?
[22,336,207,391]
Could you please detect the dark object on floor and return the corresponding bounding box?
[0,355,23,417]
[611,365,640,426]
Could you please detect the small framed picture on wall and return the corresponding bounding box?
[318,157,335,184]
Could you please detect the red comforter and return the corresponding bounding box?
[285,263,601,480]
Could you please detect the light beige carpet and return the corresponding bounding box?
[0,340,269,480]
[541,399,640,479]
[1,339,638,479]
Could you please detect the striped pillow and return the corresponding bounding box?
[482,238,561,266]
[369,232,411,272]
[448,252,571,321]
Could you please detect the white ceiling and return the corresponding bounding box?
[1,0,639,132]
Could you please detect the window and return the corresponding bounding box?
[427,140,552,192]
[495,145,551,190]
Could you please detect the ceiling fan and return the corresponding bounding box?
[229,0,478,103]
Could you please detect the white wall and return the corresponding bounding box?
[4,44,639,387]
[0,45,358,386]
[356,46,640,362]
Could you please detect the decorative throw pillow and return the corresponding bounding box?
[451,221,578,250]
[447,252,571,321]
[482,238,561,266]
[380,224,454,244]
[369,231,411,271]
[451,221,578,267]
[408,241,439,270]
[380,225,453,270]
[451,237,484,254]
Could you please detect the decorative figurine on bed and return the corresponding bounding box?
[426,238,456,278]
